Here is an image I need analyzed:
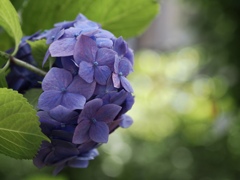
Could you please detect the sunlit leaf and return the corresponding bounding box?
[27,39,51,68]
[0,0,22,55]
[0,88,48,159]
[22,0,159,38]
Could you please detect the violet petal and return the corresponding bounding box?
[118,58,132,76]
[49,105,78,123]
[96,38,113,48]
[33,142,52,168]
[120,114,133,128]
[54,141,79,158]
[61,92,86,110]
[68,75,96,100]
[42,68,72,91]
[49,38,76,57]
[38,91,62,111]
[95,104,122,123]
[61,57,79,75]
[96,48,116,67]
[114,37,127,56]
[89,121,109,143]
[72,120,91,144]
[112,73,121,88]
[78,98,103,122]
[74,35,98,64]
[121,76,134,93]
[79,61,94,83]
[42,50,50,66]
[68,159,89,168]
[94,66,111,85]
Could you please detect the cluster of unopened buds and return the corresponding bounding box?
[7,14,135,174]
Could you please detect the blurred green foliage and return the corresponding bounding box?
[2,48,240,179]
[1,0,240,179]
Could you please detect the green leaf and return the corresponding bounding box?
[0,0,22,55]
[0,72,8,88]
[0,88,48,159]
[22,0,159,38]
[23,88,42,109]
[27,40,55,70]
[27,40,48,66]
[0,30,14,52]
[10,0,25,11]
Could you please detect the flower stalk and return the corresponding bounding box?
[0,50,47,76]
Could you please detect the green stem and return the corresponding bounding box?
[0,51,47,76]
[0,60,10,72]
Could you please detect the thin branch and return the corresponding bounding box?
[0,51,47,76]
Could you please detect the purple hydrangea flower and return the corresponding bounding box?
[112,57,134,92]
[33,140,99,175]
[73,98,121,144]
[38,105,78,136]
[34,13,135,174]
[74,35,116,85]
[38,67,95,110]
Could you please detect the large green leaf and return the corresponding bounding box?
[0,0,23,55]
[22,0,159,38]
[0,88,48,159]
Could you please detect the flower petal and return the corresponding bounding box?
[124,48,134,66]
[53,140,79,158]
[42,68,72,91]
[121,76,134,93]
[74,35,98,64]
[79,61,94,83]
[49,38,76,57]
[38,90,62,111]
[94,29,114,38]
[38,111,60,135]
[118,58,132,76]
[121,93,135,114]
[68,159,89,168]
[33,141,52,168]
[42,50,50,66]
[63,27,81,38]
[49,105,78,123]
[120,114,133,128]
[72,120,91,144]
[51,130,74,142]
[112,73,120,88]
[94,66,111,85]
[108,90,128,105]
[68,75,96,100]
[96,38,113,48]
[61,92,86,110]
[95,104,122,122]
[78,98,103,122]
[89,121,109,143]
[96,48,116,68]
[61,57,79,75]
[114,37,127,56]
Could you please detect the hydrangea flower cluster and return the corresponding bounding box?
[33,14,134,174]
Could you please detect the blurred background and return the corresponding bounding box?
[1,0,240,179]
